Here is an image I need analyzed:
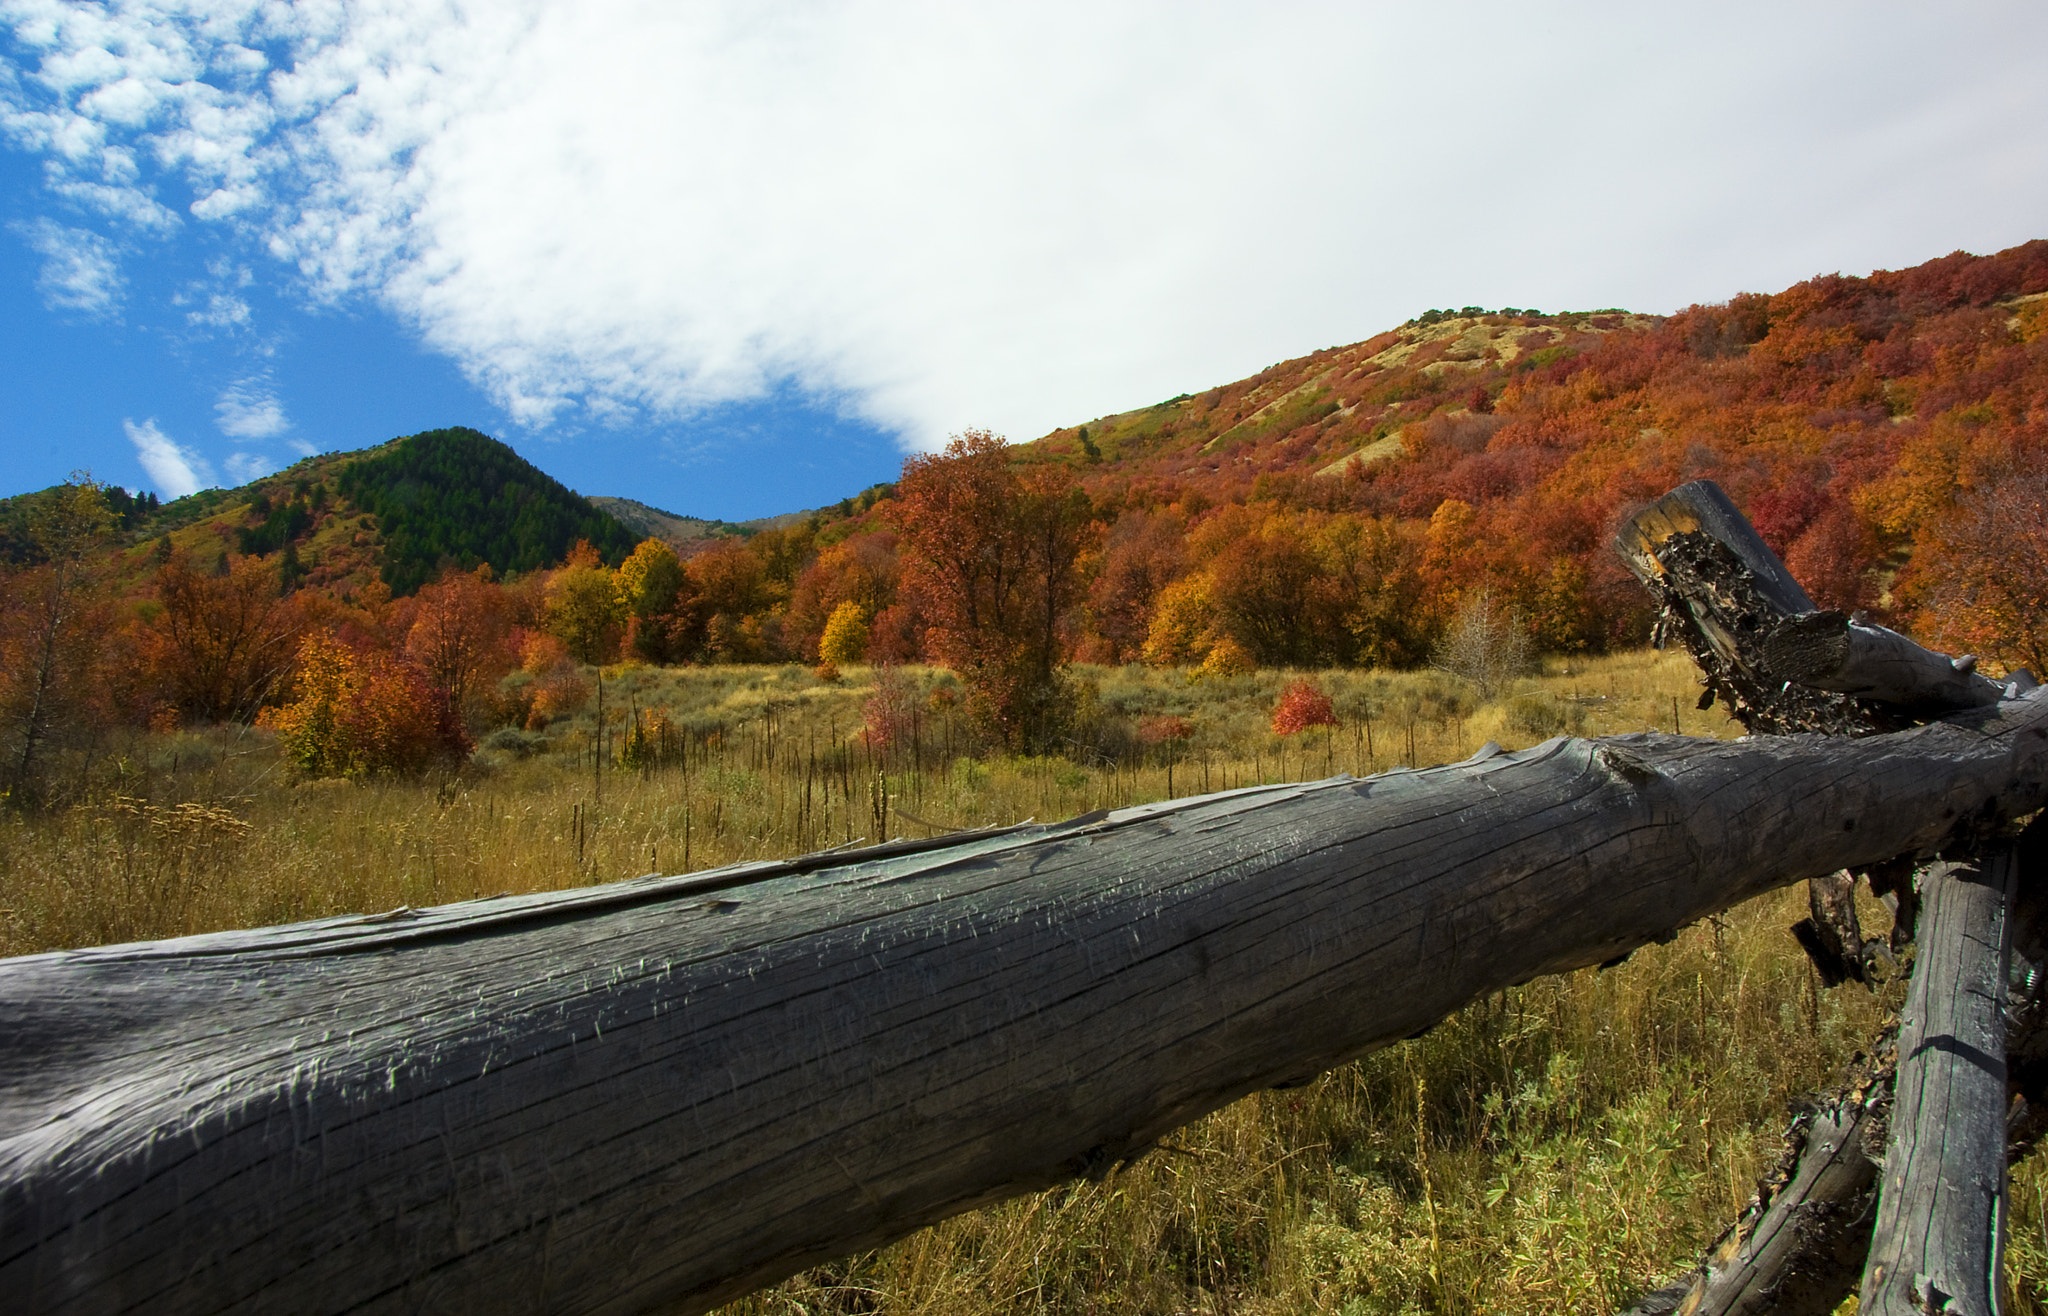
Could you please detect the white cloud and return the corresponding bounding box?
[223,450,275,483]
[187,291,251,329]
[214,376,289,437]
[123,417,213,498]
[17,217,124,317]
[13,3,2048,453]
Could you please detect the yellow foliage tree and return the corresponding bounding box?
[545,561,624,664]
[1140,574,1216,667]
[615,538,684,618]
[818,600,870,665]
[261,635,471,777]
[261,635,354,776]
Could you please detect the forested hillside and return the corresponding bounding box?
[335,427,637,593]
[2,240,2044,795]
[653,238,2044,704]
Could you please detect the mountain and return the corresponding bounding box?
[0,427,640,601]
[10,238,2044,675]
[587,497,751,553]
[334,427,636,594]
[977,239,2048,669]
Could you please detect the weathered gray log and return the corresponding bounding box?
[1763,611,2009,714]
[1860,848,2020,1316]
[1641,821,2048,1316]
[1615,479,1818,624]
[5,698,2048,1316]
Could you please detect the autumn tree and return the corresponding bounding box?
[819,601,870,666]
[892,431,1094,748]
[544,541,625,665]
[151,553,307,723]
[1200,510,1327,666]
[1085,508,1186,663]
[404,566,512,722]
[615,538,698,663]
[1141,574,1218,667]
[616,539,685,619]
[685,538,781,662]
[262,635,471,778]
[0,477,114,807]
[787,531,899,660]
[1911,451,2048,676]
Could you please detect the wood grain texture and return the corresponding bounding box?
[1614,479,1817,625]
[5,696,2048,1316]
[1861,848,2020,1316]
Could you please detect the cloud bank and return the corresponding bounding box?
[10,2,2048,452]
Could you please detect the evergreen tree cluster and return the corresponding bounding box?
[236,490,314,557]
[336,427,638,595]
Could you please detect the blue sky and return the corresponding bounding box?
[5,2,2048,521]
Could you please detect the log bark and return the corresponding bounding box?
[1615,479,1818,622]
[4,698,2048,1316]
[1633,822,2048,1316]
[1861,848,2020,1316]
[1790,869,1882,988]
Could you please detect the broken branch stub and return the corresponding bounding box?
[1616,480,1888,735]
[1762,611,2010,715]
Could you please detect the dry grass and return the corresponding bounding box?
[3,648,2041,1313]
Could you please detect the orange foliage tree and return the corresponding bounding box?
[892,431,1094,747]
[261,634,471,777]
[0,478,116,807]
[405,566,512,722]
[149,554,307,723]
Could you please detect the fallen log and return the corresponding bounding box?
[5,696,2048,1316]
[1609,481,2040,1314]
[1860,847,2020,1316]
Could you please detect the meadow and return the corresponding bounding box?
[2,651,2039,1313]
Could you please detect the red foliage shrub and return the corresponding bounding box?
[1271,679,1337,736]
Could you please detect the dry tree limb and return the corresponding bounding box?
[1791,869,1885,988]
[1614,480,1886,737]
[1621,1042,1893,1316]
[1762,612,2012,715]
[1631,821,2048,1316]
[1611,481,2028,1315]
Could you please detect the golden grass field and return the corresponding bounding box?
[2,650,2041,1314]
